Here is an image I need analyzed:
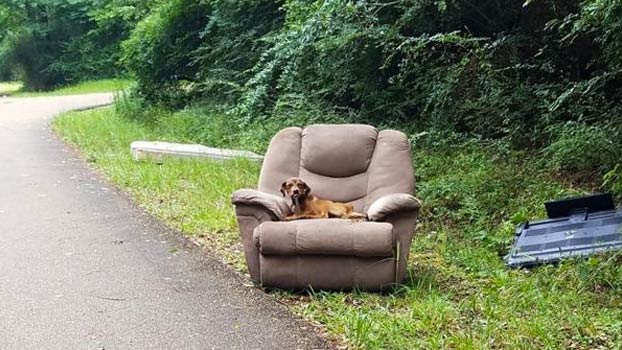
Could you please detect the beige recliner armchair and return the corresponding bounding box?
[231,124,421,291]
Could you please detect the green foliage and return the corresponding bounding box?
[0,0,151,90]
[120,0,283,106]
[0,81,22,95]
[545,122,621,177]
[3,0,622,178]
[121,0,211,107]
[603,165,622,199]
[562,0,622,71]
[112,0,619,179]
[192,0,284,101]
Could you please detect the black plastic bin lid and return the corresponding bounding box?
[505,193,622,268]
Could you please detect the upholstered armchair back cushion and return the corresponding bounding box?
[258,124,414,212]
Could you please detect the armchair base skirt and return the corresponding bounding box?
[260,255,397,291]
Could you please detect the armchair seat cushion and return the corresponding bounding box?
[254,219,394,257]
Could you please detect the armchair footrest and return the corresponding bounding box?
[254,219,394,257]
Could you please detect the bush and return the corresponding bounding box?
[191,0,284,102]
[121,0,284,106]
[545,122,621,176]
[230,0,622,151]
[121,0,211,107]
[111,0,622,180]
[0,0,149,90]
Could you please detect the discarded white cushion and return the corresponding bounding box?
[130,141,263,163]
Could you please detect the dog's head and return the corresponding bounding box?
[280,177,311,201]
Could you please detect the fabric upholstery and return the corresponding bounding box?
[232,123,420,290]
[300,124,377,178]
[383,211,418,282]
[260,255,396,291]
[367,193,421,222]
[258,127,302,196]
[231,189,291,221]
[297,169,368,212]
[254,219,393,257]
[365,130,415,211]
[234,205,278,281]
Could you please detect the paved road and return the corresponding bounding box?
[0,94,327,350]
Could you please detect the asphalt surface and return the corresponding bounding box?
[0,94,328,350]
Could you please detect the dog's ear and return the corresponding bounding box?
[303,182,311,197]
[280,181,287,197]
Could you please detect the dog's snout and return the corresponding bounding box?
[293,189,300,194]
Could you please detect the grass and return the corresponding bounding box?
[54,104,622,350]
[0,81,23,95]
[5,78,132,97]
[53,107,259,270]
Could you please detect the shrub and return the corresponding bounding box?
[121,0,284,106]
[192,0,285,102]
[121,0,211,106]
[0,0,150,90]
[544,122,620,176]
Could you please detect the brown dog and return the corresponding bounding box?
[280,177,366,221]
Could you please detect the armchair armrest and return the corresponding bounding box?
[367,193,421,222]
[231,189,291,221]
